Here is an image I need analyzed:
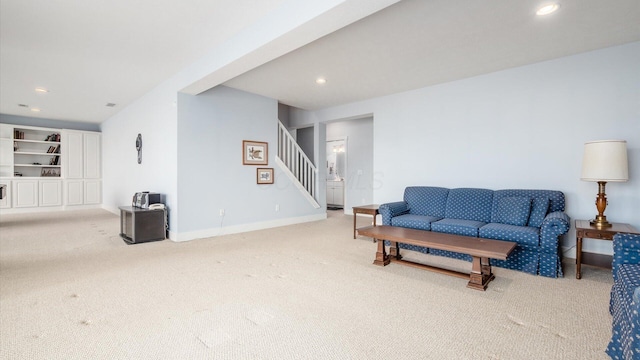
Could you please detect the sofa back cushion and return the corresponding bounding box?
[444,188,493,222]
[527,197,550,227]
[494,197,532,226]
[491,189,565,227]
[403,186,449,217]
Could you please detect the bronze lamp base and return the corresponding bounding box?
[590,215,612,228]
[590,181,612,228]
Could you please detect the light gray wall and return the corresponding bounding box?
[290,42,640,257]
[101,77,179,235]
[1,114,100,132]
[177,86,324,236]
[296,126,315,165]
[326,117,374,212]
[278,103,290,128]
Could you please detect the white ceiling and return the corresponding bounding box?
[1,0,639,124]
[224,0,640,110]
[0,0,288,123]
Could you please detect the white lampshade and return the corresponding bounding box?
[581,140,629,182]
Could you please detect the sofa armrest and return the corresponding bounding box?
[379,201,409,225]
[613,233,640,280]
[539,211,570,250]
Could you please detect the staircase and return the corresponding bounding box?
[277,121,320,208]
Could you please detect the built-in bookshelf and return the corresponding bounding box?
[9,126,62,177]
[1,124,102,211]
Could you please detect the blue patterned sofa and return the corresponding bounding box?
[608,233,640,359]
[379,186,570,278]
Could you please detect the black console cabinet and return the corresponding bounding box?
[119,206,166,244]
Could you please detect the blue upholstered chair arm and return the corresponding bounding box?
[539,211,570,250]
[379,201,409,225]
[613,233,640,281]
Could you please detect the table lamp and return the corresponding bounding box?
[580,140,628,228]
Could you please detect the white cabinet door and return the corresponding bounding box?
[326,182,334,205]
[84,180,101,204]
[65,131,84,179]
[65,180,84,205]
[334,182,344,206]
[326,181,344,206]
[13,180,38,207]
[39,180,62,207]
[83,132,100,179]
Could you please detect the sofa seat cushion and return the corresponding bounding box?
[391,214,441,231]
[479,223,539,247]
[495,196,532,226]
[431,218,486,237]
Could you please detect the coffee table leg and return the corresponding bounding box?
[467,256,494,291]
[373,238,390,266]
[389,241,402,260]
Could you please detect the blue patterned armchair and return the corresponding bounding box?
[608,233,640,360]
[379,186,570,278]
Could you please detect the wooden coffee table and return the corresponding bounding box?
[357,225,516,291]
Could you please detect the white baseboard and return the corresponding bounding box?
[101,204,119,215]
[172,213,327,242]
[0,204,102,215]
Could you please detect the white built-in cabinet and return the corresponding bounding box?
[65,131,84,179]
[39,180,62,206]
[65,180,84,205]
[326,180,344,207]
[13,180,38,207]
[63,130,102,206]
[0,124,101,212]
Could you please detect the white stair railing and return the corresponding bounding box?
[277,121,319,208]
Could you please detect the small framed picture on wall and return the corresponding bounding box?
[243,140,268,165]
[257,168,274,184]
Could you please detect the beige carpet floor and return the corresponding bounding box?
[0,209,613,360]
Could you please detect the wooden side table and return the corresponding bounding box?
[575,220,638,279]
[352,204,379,239]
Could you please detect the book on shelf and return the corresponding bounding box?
[14,130,24,139]
[45,133,61,142]
[46,145,60,153]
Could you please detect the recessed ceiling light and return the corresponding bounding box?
[316,77,327,85]
[105,103,116,107]
[35,87,49,93]
[536,3,559,16]
[30,108,41,112]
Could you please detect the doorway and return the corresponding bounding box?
[326,139,346,210]
[325,116,374,215]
